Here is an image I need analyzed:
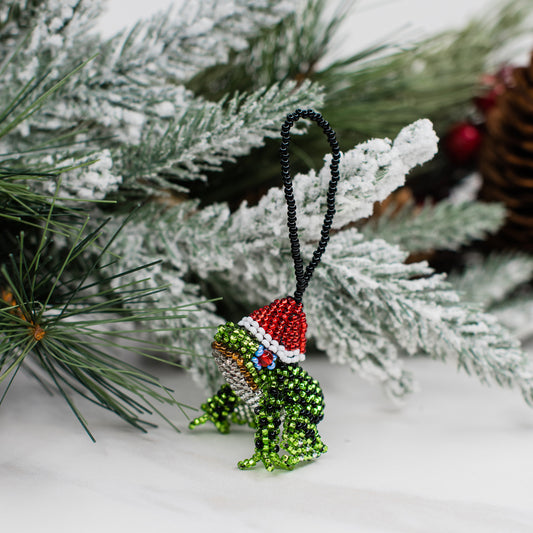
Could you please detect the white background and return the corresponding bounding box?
[99,0,495,45]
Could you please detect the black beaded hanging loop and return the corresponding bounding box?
[280,108,341,303]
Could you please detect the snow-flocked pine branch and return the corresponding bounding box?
[361,199,506,253]
[449,252,533,341]
[117,81,324,192]
[308,233,533,403]
[0,0,306,197]
[450,252,533,308]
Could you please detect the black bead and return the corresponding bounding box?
[311,413,324,424]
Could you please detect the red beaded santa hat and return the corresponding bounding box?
[238,297,307,364]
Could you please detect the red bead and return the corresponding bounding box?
[258,350,274,367]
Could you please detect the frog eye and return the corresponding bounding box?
[251,344,277,370]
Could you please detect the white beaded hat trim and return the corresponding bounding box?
[238,316,305,364]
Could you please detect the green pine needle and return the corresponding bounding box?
[0,202,197,439]
[0,55,97,140]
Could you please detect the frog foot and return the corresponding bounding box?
[281,440,328,468]
[189,413,231,434]
[238,451,293,472]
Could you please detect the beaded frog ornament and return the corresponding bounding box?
[189,109,341,471]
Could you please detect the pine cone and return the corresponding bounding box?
[479,55,533,251]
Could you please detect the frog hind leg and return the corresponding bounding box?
[281,416,327,468]
[189,384,240,434]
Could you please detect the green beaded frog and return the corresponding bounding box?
[189,108,341,471]
[189,310,327,471]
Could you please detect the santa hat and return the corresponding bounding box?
[238,296,307,364]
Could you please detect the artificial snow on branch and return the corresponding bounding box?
[450,252,533,308]
[117,81,324,191]
[224,118,438,245]
[362,199,506,253]
[109,0,293,84]
[41,149,121,200]
[449,252,533,341]
[308,232,533,403]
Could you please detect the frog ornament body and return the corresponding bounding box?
[189,296,327,471]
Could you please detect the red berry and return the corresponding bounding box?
[474,65,515,115]
[444,122,483,165]
[474,88,499,114]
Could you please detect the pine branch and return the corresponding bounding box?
[192,0,531,134]
[0,1,324,201]
[0,0,296,152]
[121,119,533,405]
[308,231,533,403]
[101,210,226,393]
[0,207,196,439]
[318,0,532,141]
[448,252,533,341]
[117,81,324,192]
[109,0,292,85]
[449,252,533,308]
[361,199,506,253]
[221,119,438,247]
[188,0,372,97]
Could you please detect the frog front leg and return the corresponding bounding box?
[189,384,240,434]
[237,387,292,471]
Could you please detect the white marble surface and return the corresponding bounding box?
[2,354,532,533]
